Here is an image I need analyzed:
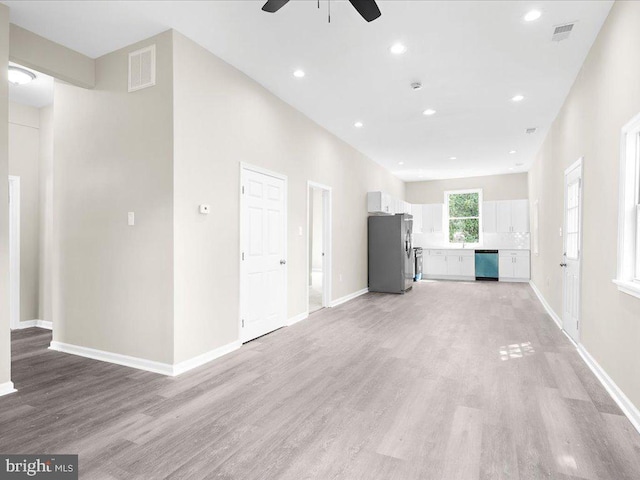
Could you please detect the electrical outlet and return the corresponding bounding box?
[128,212,135,226]
[298,226,303,236]
[339,274,343,282]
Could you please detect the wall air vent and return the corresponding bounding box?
[128,44,156,92]
[526,127,538,134]
[552,23,574,42]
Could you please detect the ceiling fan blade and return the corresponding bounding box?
[348,0,381,22]
[262,0,291,13]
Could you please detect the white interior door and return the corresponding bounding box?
[241,167,287,343]
[562,159,583,342]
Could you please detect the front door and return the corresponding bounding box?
[562,159,583,342]
[241,167,287,342]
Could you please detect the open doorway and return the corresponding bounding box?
[307,182,331,314]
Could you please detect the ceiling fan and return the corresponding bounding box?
[262,0,382,23]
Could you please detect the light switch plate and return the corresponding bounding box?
[199,204,210,214]
[128,212,135,226]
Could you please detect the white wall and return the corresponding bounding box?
[53,31,175,363]
[172,31,404,363]
[406,173,528,204]
[8,102,40,322]
[528,1,640,411]
[0,4,10,388]
[38,104,53,323]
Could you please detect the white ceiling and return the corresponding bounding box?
[8,62,53,108]
[3,0,614,180]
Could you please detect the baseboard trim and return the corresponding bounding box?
[13,319,53,330]
[576,344,640,434]
[49,339,243,377]
[331,288,368,308]
[529,280,562,329]
[528,280,640,435]
[172,341,242,376]
[0,381,16,397]
[49,341,174,376]
[288,311,309,326]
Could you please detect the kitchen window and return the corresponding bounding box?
[614,112,640,299]
[445,189,482,246]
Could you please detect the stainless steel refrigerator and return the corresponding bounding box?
[368,214,413,294]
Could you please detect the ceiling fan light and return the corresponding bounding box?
[8,66,36,86]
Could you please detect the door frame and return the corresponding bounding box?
[306,181,332,311]
[562,157,584,342]
[9,176,20,330]
[239,163,288,343]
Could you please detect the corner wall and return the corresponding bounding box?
[52,31,175,363]
[39,104,53,323]
[171,31,404,363]
[528,1,640,411]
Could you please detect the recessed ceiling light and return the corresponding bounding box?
[398,161,404,165]
[524,10,542,22]
[8,66,36,85]
[423,109,437,116]
[512,94,525,102]
[509,150,517,154]
[509,167,515,171]
[354,121,364,128]
[449,156,457,160]
[390,43,407,55]
[293,69,305,78]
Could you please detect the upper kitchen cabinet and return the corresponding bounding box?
[483,201,497,233]
[422,204,444,233]
[367,192,411,215]
[496,199,529,233]
[367,191,393,214]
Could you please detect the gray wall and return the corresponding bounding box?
[528,1,640,411]
[8,102,40,322]
[53,31,175,363]
[406,173,528,204]
[0,4,10,388]
[172,31,404,363]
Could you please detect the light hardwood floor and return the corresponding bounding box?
[2,281,640,479]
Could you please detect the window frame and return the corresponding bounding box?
[444,188,483,247]
[613,112,640,299]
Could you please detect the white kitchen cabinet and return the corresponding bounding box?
[412,204,423,233]
[424,250,474,280]
[445,251,475,277]
[511,200,529,233]
[459,254,476,277]
[422,204,444,233]
[426,250,448,276]
[483,201,497,233]
[367,191,392,214]
[496,199,529,233]
[499,250,530,282]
